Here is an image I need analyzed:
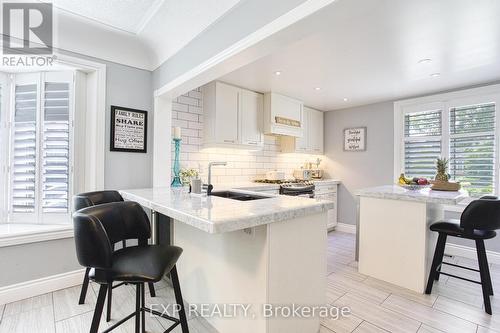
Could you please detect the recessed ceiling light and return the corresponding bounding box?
[418,58,432,64]
[274,71,282,76]
[343,98,348,102]
[430,72,441,77]
[314,87,321,91]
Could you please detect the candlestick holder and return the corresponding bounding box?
[171,138,183,187]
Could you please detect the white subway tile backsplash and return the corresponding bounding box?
[171,89,323,183]
[172,119,188,128]
[188,90,203,99]
[188,105,202,114]
[188,121,203,130]
[177,111,199,122]
[172,102,188,112]
[177,95,199,106]
[182,128,199,138]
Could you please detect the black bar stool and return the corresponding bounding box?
[73,191,156,322]
[73,201,189,333]
[425,196,500,314]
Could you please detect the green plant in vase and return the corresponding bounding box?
[180,168,199,186]
[435,157,449,182]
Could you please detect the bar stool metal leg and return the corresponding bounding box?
[141,283,146,333]
[78,267,91,304]
[482,252,494,296]
[135,284,141,333]
[106,282,113,322]
[425,233,447,294]
[476,239,492,314]
[148,282,156,297]
[90,284,108,333]
[171,265,190,333]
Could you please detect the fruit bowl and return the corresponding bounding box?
[399,184,431,191]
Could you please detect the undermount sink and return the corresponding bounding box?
[210,191,270,201]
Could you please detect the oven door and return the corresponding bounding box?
[281,190,314,198]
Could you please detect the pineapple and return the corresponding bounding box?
[435,158,449,182]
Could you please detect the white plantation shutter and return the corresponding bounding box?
[11,83,38,213]
[404,110,442,178]
[6,72,74,223]
[449,103,496,197]
[42,81,70,213]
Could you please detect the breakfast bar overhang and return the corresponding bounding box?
[356,185,468,293]
[120,187,334,333]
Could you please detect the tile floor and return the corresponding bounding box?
[1,231,499,333]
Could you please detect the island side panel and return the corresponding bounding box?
[358,197,432,293]
[266,212,327,333]
[173,221,268,333]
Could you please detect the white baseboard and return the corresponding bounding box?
[445,243,500,266]
[334,223,356,234]
[0,268,85,305]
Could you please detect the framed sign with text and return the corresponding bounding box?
[343,127,367,151]
[110,106,148,153]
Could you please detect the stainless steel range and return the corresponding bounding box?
[254,179,315,198]
[279,181,315,198]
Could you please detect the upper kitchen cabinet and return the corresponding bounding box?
[308,107,324,153]
[202,81,264,149]
[281,106,324,154]
[263,93,304,137]
[240,89,264,146]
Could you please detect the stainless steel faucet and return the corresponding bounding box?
[204,161,227,195]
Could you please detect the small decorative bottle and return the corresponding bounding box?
[171,127,183,187]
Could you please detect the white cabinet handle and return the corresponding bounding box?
[247,141,258,145]
[224,140,235,143]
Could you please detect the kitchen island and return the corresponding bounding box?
[121,187,334,333]
[356,185,468,293]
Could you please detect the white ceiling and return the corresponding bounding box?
[220,0,500,111]
[46,0,242,69]
[45,0,164,34]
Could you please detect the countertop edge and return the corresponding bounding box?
[120,190,334,234]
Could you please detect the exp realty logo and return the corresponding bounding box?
[2,2,55,66]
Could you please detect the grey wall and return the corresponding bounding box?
[152,0,307,90]
[324,101,500,253]
[0,52,154,288]
[0,238,80,287]
[105,62,153,189]
[324,102,395,226]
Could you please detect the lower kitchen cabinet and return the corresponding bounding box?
[314,181,338,230]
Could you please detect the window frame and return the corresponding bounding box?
[394,84,500,198]
[5,72,75,224]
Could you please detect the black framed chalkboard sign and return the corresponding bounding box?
[110,105,148,153]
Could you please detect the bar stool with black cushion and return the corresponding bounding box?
[73,201,189,333]
[425,196,500,314]
[73,190,156,322]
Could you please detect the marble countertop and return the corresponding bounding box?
[120,187,334,234]
[355,185,468,205]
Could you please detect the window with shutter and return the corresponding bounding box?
[42,82,70,213]
[404,110,442,178]
[398,88,500,200]
[5,72,74,223]
[11,84,37,213]
[449,103,496,197]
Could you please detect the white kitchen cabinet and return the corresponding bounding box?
[240,89,264,146]
[263,93,304,137]
[308,107,324,153]
[314,181,338,230]
[281,106,324,154]
[202,81,263,148]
